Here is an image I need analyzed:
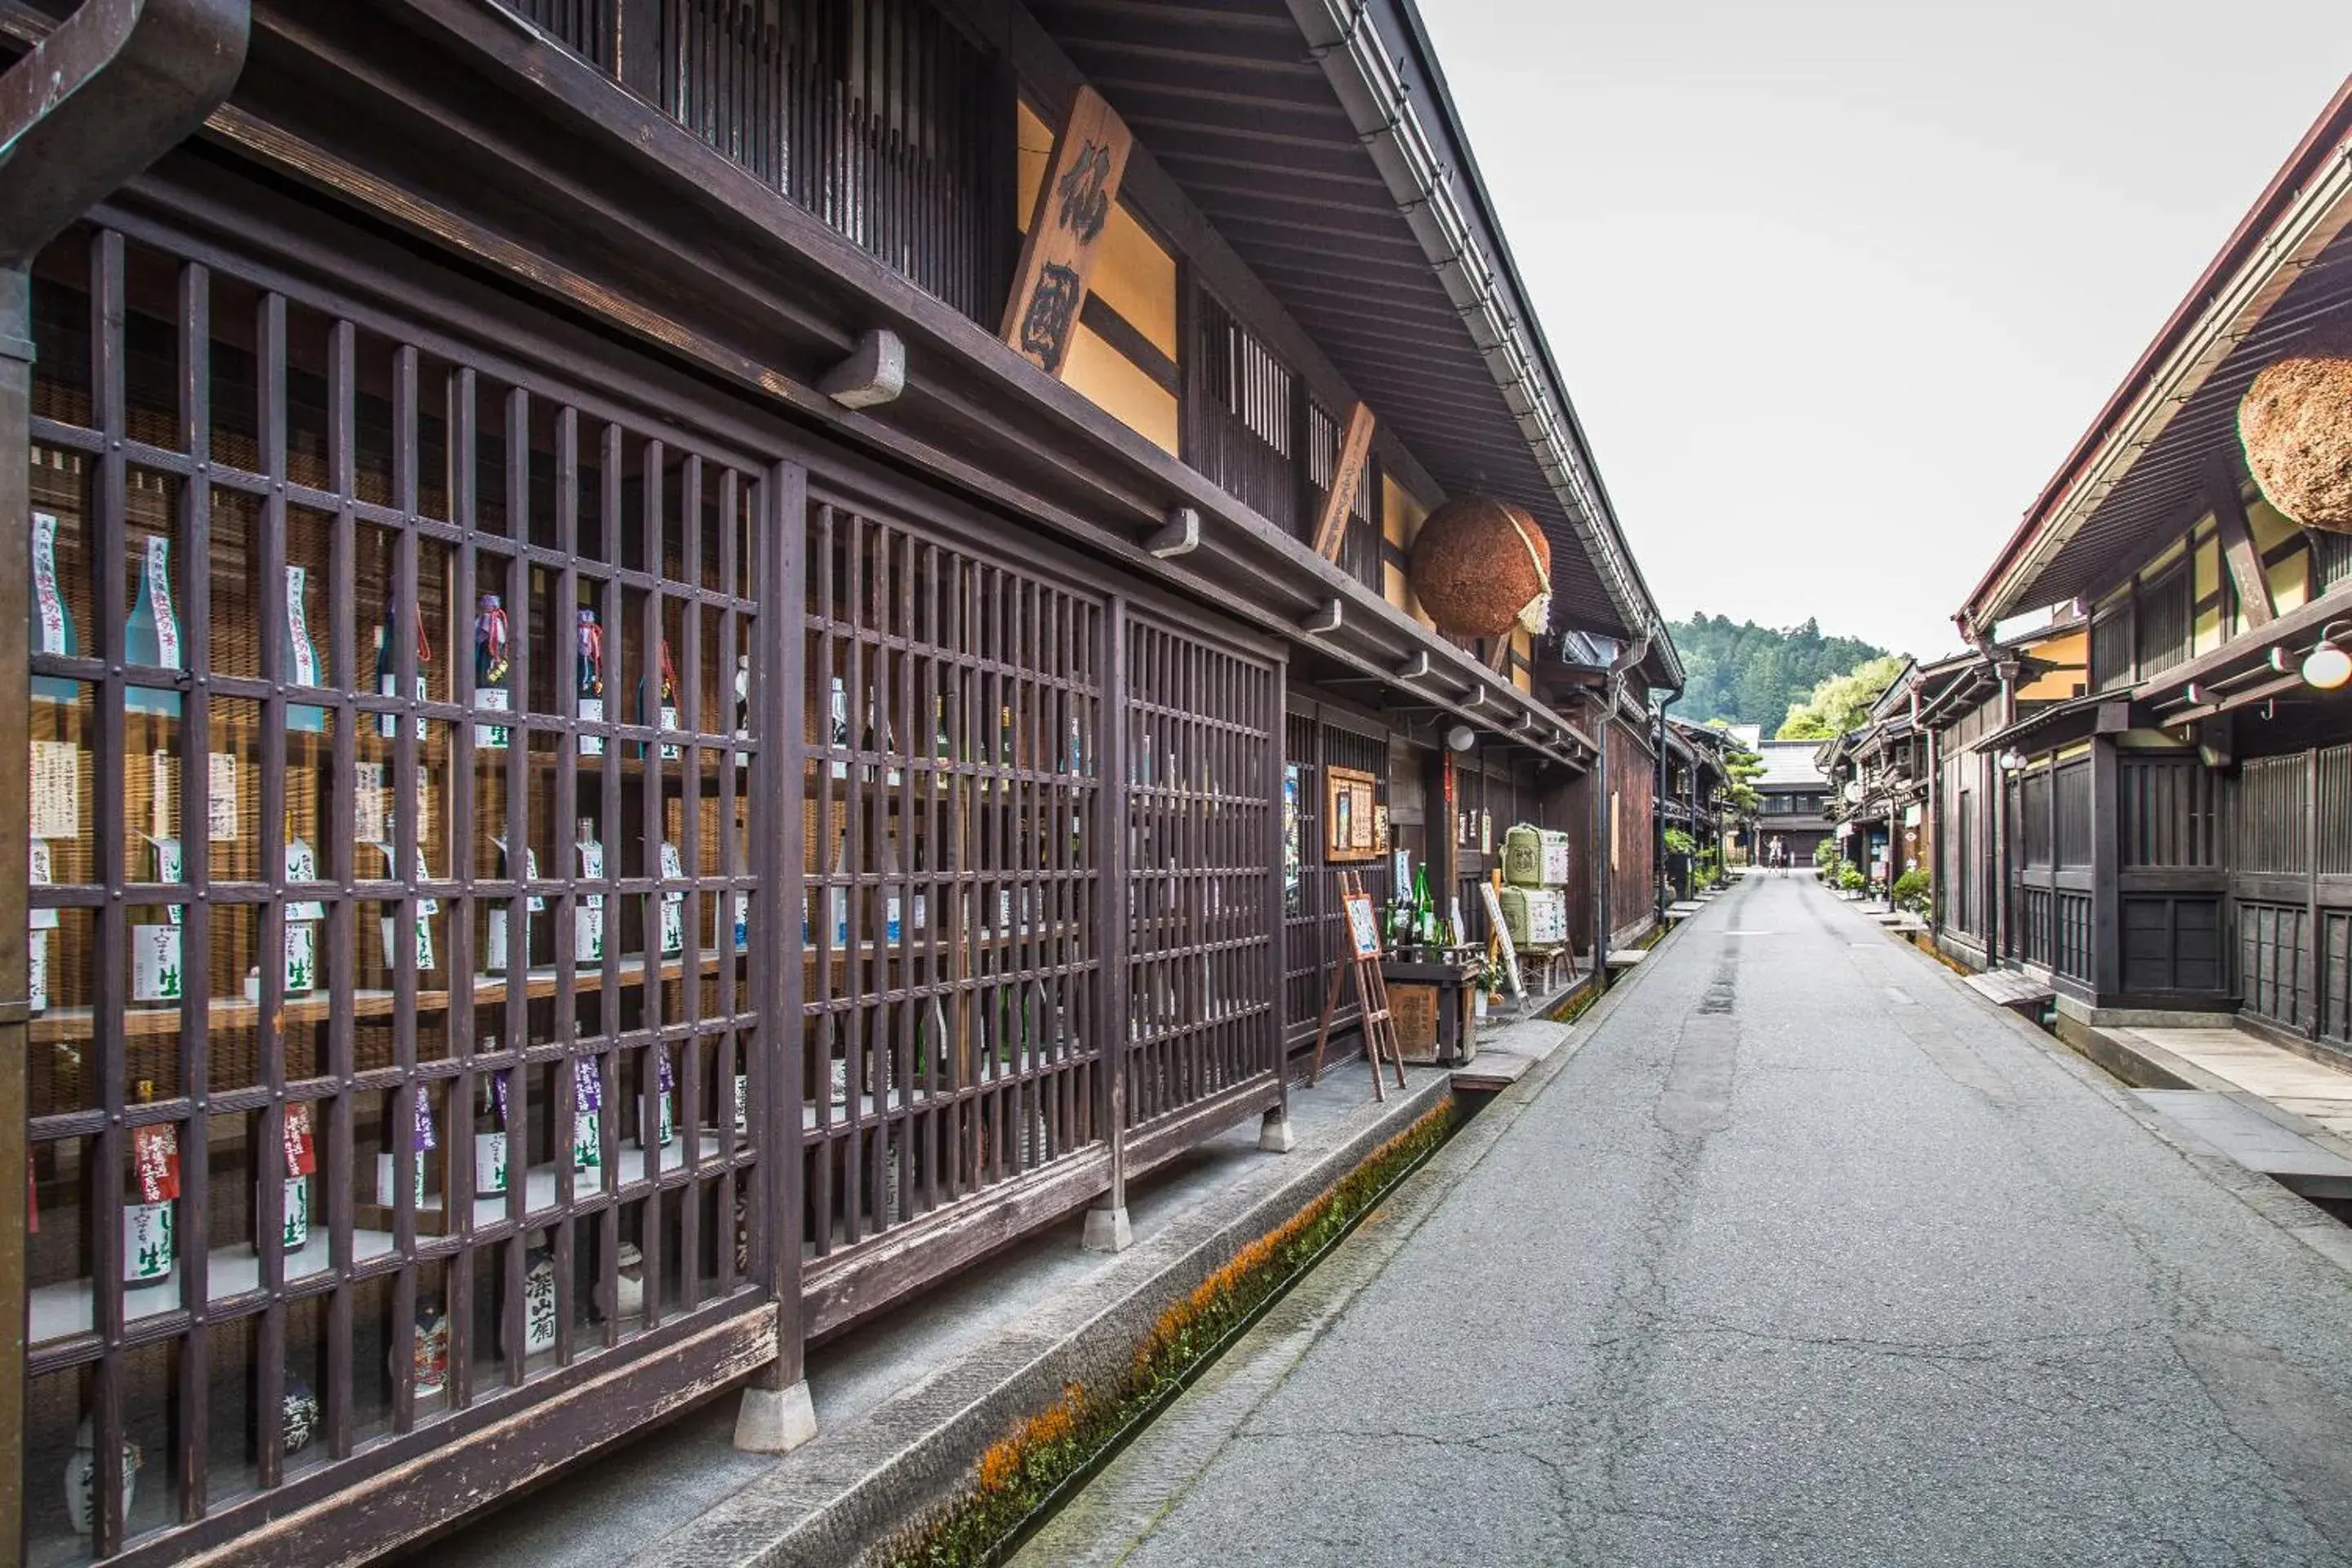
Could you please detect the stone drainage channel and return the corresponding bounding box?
[924,981,1599,1568]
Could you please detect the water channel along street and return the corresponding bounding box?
[1018,873,2352,1567]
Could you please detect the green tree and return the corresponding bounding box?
[1666,614,1891,728]
[1776,653,1908,740]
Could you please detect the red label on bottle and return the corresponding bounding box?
[132,1122,180,1204]
[283,1103,318,1177]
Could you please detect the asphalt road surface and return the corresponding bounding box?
[1018,873,2352,1567]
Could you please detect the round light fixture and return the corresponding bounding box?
[1446,724,1477,753]
[2303,626,2352,692]
[1998,749,2025,771]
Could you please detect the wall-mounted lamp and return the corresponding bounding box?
[2302,621,2352,691]
[1997,748,2025,771]
[1446,724,1477,753]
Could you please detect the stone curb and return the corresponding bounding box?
[628,1071,1453,1568]
[1866,907,2352,1282]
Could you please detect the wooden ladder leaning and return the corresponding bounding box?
[1307,870,1411,1101]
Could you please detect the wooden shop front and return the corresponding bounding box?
[0,0,1673,1561]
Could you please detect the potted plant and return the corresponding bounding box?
[1472,958,1507,1022]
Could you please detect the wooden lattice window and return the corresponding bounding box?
[1125,616,1279,1125]
[798,500,1106,1259]
[23,223,771,1561]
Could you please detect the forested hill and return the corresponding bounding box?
[1668,614,1894,729]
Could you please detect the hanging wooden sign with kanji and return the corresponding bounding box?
[1002,85,1134,379]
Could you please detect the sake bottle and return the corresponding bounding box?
[575,608,605,756]
[284,565,327,732]
[30,511,78,702]
[122,533,183,715]
[474,593,511,750]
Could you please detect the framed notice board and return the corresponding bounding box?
[1326,766,1379,862]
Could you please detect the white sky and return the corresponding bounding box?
[1415,1,2352,661]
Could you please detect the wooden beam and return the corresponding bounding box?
[1310,400,1377,561]
[1000,85,1133,379]
[2209,468,2275,628]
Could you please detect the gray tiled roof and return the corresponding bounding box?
[1755,740,1830,790]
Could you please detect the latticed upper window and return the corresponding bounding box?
[503,0,1015,325]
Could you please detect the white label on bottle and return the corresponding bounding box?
[354,763,386,845]
[575,902,604,965]
[149,751,175,841]
[32,512,67,655]
[486,906,514,974]
[381,911,434,972]
[579,697,604,757]
[28,931,47,1012]
[210,752,238,841]
[377,673,430,740]
[285,840,325,922]
[133,922,183,1002]
[660,840,684,889]
[284,922,316,995]
[30,742,78,840]
[475,1130,508,1196]
[660,705,681,761]
[283,1176,310,1252]
[125,1200,174,1284]
[660,899,684,958]
[475,687,510,750]
[29,840,56,929]
[285,566,318,686]
[143,535,180,670]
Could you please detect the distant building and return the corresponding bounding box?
[1748,739,1833,865]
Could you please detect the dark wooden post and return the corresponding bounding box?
[737,459,815,1452]
[1593,691,1613,988]
[2308,745,2323,1041]
[1087,599,1137,1237]
[0,263,32,1558]
[1260,652,1291,1149]
[2091,736,2120,1002]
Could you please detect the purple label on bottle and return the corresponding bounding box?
[656,1049,674,1094]
[412,1090,437,1152]
[573,1056,603,1114]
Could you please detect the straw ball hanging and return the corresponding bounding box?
[2238,327,2352,533]
[1407,495,1553,638]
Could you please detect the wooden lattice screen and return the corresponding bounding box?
[797,497,1106,1261]
[1125,615,1279,1125]
[21,221,773,1561]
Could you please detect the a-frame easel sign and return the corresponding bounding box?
[1308,871,1410,1100]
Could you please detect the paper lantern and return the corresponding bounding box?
[2238,327,2352,533]
[1406,496,1552,637]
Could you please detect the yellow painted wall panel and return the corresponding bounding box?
[2270,552,2310,615]
[1384,474,1432,621]
[1062,323,1179,455]
[2015,628,2087,702]
[2247,496,2302,555]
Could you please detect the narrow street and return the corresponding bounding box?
[1022,875,2352,1567]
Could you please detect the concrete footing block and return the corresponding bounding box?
[733,1379,818,1454]
[1258,1112,1295,1153]
[1080,1202,1133,1254]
